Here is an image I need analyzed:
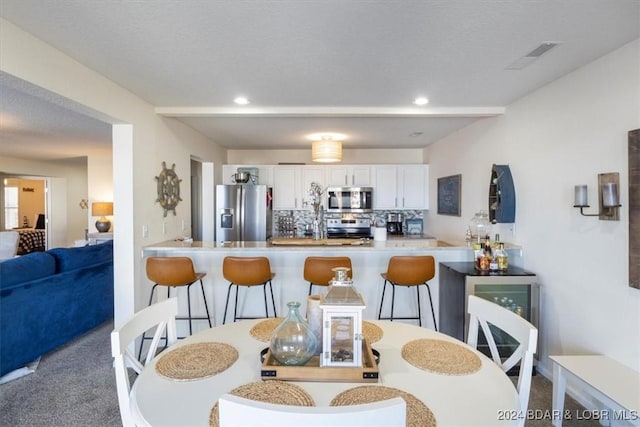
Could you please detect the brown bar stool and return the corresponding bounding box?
[222,256,277,324]
[303,256,353,295]
[138,257,212,358]
[377,255,437,330]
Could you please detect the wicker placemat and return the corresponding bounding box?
[362,321,383,344]
[249,318,383,344]
[155,342,238,381]
[401,339,481,375]
[330,385,436,427]
[249,317,284,342]
[209,380,315,426]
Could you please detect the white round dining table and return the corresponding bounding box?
[130,319,519,426]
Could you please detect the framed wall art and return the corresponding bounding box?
[437,174,461,216]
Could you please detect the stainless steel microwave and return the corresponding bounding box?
[326,187,373,213]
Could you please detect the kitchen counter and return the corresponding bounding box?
[145,236,471,251]
[142,238,523,331]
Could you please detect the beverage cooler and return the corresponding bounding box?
[439,262,540,365]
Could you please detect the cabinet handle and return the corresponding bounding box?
[345,176,348,186]
[351,175,354,185]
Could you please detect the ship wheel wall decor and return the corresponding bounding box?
[155,161,182,217]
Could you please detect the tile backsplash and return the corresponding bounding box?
[273,209,425,238]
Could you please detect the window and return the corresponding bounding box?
[4,186,18,229]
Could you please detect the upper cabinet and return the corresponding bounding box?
[373,165,429,210]
[489,164,516,223]
[272,165,326,210]
[225,163,429,211]
[326,166,372,187]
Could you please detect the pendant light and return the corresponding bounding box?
[312,137,342,163]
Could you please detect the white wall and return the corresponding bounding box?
[426,39,640,373]
[0,18,227,326]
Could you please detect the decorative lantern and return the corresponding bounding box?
[320,267,366,367]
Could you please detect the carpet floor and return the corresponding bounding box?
[0,320,600,427]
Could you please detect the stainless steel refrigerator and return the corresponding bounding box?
[215,185,273,242]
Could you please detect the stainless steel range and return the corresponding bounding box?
[326,217,372,239]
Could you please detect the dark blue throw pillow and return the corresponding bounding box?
[48,240,113,273]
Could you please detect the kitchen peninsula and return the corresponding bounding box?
[142,238,524,329]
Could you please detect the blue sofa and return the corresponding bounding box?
[0,240,114,376]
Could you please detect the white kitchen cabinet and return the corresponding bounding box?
[373,165,429,210]
[373,166,399,209]
[272,165,326,210]
[273,166,300,209]
[400,165,429,210]
[326,166,372,186]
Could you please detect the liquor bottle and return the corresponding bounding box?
[481,236,492,271]
[473,242,483,270]
[496,243,509,271]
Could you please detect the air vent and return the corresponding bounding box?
[526,42,559,58]
[506,42,561,70]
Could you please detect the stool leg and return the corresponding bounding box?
[390,283,396,322]
[199,279,213,327]
[223,283,234,325]
[378,280,388,320]
[308,282,313,296]
[268,280,277,317]
[233,284,240,322]
[186,283,194,335]
[262,283,269,318]
[416,285,422,327]
[425,283,438,331]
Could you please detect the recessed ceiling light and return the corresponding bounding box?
[414,97,429,106]
[409,132,424,137]
[234,96,250,105]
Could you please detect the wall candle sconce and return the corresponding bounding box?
[573,172,621,221]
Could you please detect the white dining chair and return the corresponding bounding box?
[218,394,406,427]
[111,297,178,427]
[466,295,538,427]
[0,231,19,261]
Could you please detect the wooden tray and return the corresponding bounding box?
[270,238,370,246]
[261,340,379,383]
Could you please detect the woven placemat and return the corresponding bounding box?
[330,385,436,427]
[401,339,481,375]
[362,321,383,344]
[249,318,383,344]
[249,317,284,342]
[155,342,238,381]
[209,380,315,426]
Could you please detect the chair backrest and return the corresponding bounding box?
[111,298,178,427]
[466,295,538,419]
[218,394,406,427]
[223,256,272,285]
[0,231,19,260]
[304,256,353,285]
[146,256,197,286]
[385,255,435,285]
[34,214,46,230]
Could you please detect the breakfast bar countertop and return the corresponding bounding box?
[144,237,466,251]
[141,238,523,327]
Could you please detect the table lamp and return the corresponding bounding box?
[92,202,113,232]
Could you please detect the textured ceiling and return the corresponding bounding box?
[1,0,638,160]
